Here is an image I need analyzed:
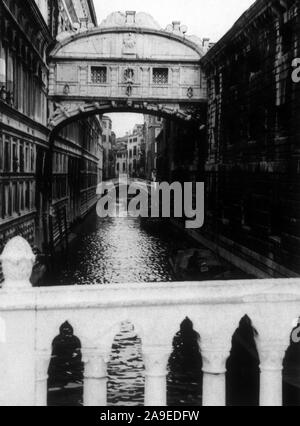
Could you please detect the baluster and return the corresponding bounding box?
[201,345,230,406]
[254,307,292,407]
[143,346,170,406]
[83,349,108,406]
[256,342,286,406]
[35,350,51,406]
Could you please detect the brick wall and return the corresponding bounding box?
[201,0,300,276]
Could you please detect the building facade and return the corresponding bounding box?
[144,115,163,180]
[0,0,52,257]
[201,0,300,277]
[115,136,128,177]
[102,115,116,180]
[0,0,103,278]
[50,117,103,247]
[127,124,145,178]
[45,0,102,250]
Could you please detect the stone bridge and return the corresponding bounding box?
[48,11,208,131]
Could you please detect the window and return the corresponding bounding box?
[281,23,293,55]
[0,138,3,171]
[91,67,107,84]
[276,104,290,136]
[19,143,24,173]
[0,39,6,87]
[214,74,220,96]
[248,49,261,74]
[12,142,18,173]
[4,139,10,172]
[153,68,169,85]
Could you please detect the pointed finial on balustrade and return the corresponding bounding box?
[0,237,35,289]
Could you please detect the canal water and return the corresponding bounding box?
[44,208,253,406]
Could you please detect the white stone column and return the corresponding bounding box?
[35,350,51,406]
[202,347,230,407]
[143,346,170,406]
[83,349,108,407]
[258,344,286,407]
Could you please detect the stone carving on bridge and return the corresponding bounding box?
[122,33,137,56]
[187,87,194,99]
[63,84,70,96]
[126,85,133,97]
[48,100,203,130]
[124,68,135,97]
[124,68,135,83]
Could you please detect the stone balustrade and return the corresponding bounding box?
[0,236,300,406]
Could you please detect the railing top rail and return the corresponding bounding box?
[0,278,300,312]
[1,237,300,312]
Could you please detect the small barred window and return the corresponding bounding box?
[153,68,169,85]
[91,67,107,84]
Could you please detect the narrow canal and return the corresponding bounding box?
[43,207,255,406]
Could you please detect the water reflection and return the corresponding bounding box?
[46,212,177,286]
[48,322,83,407]
[168,318,203,406]
[226,316,259,406]
[108,322,145,406]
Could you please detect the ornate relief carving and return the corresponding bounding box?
[122,33,137,56]
[187,87,194,99]
[143,347,170,377]
[258,346,286,372]
[124,68,135,83]
[63,84,70,95]
[49,101,200,129]
[124,68,135,97]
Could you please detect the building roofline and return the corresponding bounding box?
[87,0,98,26]
[200,0,289,67]
[50,25,204,58]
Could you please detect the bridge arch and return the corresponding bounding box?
[48,101,204,133]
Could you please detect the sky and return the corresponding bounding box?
[93,0,256,137]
